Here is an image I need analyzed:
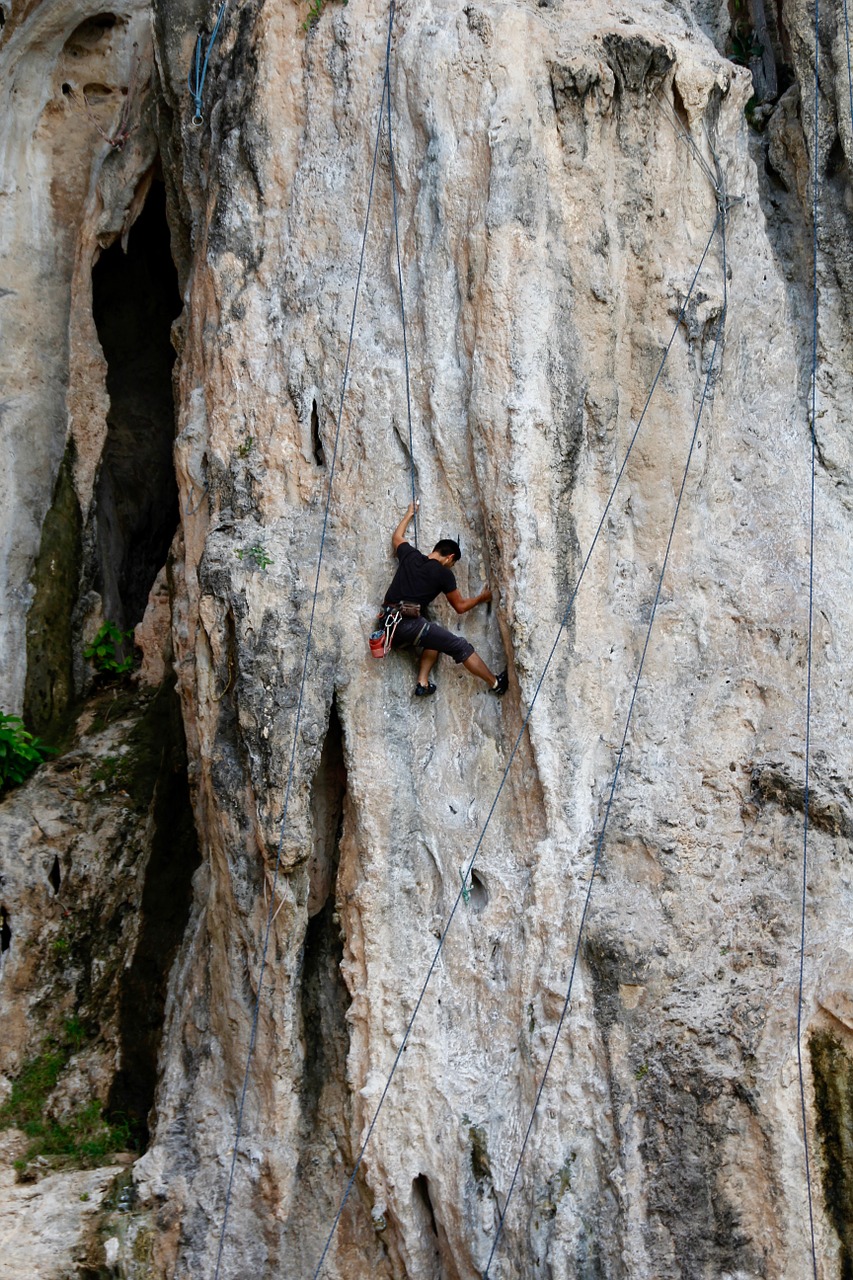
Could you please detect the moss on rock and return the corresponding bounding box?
[23,444,82,738]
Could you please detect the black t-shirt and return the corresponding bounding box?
[384,542,456,611]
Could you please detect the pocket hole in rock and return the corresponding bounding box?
[49,855,61,895]
[311,399,325,467]
[469,869,488,910]
[1,909,10,952]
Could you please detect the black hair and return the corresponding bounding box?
[433,538,461,563]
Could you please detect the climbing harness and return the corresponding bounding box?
[310,211,722,1279]
[369,602,429,657]
[188,0,228,126]
[213,4,410,1276]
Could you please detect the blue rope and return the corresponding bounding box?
[188,0,228,125]
[840,0,845,175]
[795,0,821,1274]
[211,12,394,1276]
[384,2,418,546]
[308,214,719,1280]
[483,206,728,1276]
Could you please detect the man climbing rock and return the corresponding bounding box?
[382,501,508,698]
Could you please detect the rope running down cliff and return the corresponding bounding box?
[212,5,403,1274]
[385,14,418,543]
[188,0,228,126]
[794,0,825,1272]
[310,209,722,1279]
[483,201,729,1277]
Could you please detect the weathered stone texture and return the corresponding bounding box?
[1,0,853,1277]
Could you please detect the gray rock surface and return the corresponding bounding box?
[1,0,853,1276]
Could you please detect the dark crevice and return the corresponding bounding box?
[311,398,325,467]
[826,135,846,180]
[411,1172,460,1280]
[285,700,352,1270]
[23,444,83,737]
[1,907,10,952]
[413,1174,439,1240]
[300,698,347,1122]
[105,680,200,1147]
[49,856,61,895]
[91,180,181,631]
[810,1031,853,1277]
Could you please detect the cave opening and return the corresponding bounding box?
[91,178,181,633]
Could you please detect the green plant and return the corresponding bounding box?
[303,0,347,31]
[237,435,254,458]
[84,621,134,677]
[635,1062,649,1081]
[236,544,273,571]
[51,936,71,958]
[729,24,763,65]
[0,712,54,791]
[64,1016,87,1048]
[0,1027,135,1173]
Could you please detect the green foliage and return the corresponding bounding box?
[303,0,347,32]
[236,544,273,571]
[84,621,134,675]
[51,935,71,959]
[0,712,54,791]
[237,434,254,458]
[634,1062,649,1081]
[729,24,763,65]
[0,1024,134,1173]
[0,1048,67,1130]
[64,1016,87,1048]
[83,621,134,677]
[90,754,131,788]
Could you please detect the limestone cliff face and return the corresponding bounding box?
[2,0,853,1277]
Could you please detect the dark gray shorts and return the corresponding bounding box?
[391,617,474,664]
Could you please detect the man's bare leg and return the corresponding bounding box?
[417,648,440,688]
[463,652,497,685]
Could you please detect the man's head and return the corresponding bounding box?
[432,538,461,566]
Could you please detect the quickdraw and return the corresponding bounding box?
[369,606,401,658]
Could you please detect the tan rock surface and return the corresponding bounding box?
[1,0,853,1277]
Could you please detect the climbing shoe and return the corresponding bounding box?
[414,682,437,698]
[490,670,509,696]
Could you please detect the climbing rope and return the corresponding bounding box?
[384,0,418,544]
[840,0,845,140]
[309,212,721,1280]
[483,205,729,1277]
[188,0,228,126]
[794,1,822,1274]
[212,8,396,1276]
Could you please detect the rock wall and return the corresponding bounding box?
[2,0,853,1276]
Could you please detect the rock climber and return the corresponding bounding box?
[381,500,508,698]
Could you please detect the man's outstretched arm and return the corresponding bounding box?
[446,585,492,614]
[392,500,419,551]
